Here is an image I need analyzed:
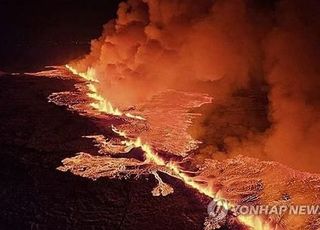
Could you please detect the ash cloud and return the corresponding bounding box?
[70,0,320,173]
[71,0,261,105]
[264,0,320,172]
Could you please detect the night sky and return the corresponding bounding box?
[0,0,121,71]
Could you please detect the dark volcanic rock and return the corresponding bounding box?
[0,75,208,230]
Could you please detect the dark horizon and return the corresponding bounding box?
[0,0,121,71]
[1,1,319,229]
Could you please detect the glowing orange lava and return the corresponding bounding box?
[66,65,98,82]
[65,65,144,120]
[66,65,271,230]
[112,126,271,230]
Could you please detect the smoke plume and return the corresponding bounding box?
[70,0,320,173]
[264,0,320,172]
[71,0,262,105]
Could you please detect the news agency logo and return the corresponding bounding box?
[207,199,229,225]
[233,204,320,216]
[206,199,230,229]
[207,199,320,217]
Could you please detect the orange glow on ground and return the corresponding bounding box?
[66,65,271,230]
[65,65,144,120]
[118,127,271,230]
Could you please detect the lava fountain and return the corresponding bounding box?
[62,65,272,230]
[26,64,320,230]
[22,0,320,228]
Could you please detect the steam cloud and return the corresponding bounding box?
[70,0,320,173]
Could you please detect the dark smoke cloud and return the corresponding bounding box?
[70,0,320,173]
[264,0,320,172]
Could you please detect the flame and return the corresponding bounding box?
[238,215,273,230]
[66,64,270,230]
[66,64,98,82]
[124,137,166,166]
[125,113,145,120]
[65,65,144,119]
[110,127,270,229]
[86,83,122,115]
[111,125,127,137]
[133,139,271,229]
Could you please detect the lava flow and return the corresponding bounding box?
[66,64,122,115]
[63,65,271,230]
[66,65,144,120]
[115,125,272,230]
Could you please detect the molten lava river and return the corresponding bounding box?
[26,66,320,230]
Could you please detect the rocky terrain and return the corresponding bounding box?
[0,74,213,230]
